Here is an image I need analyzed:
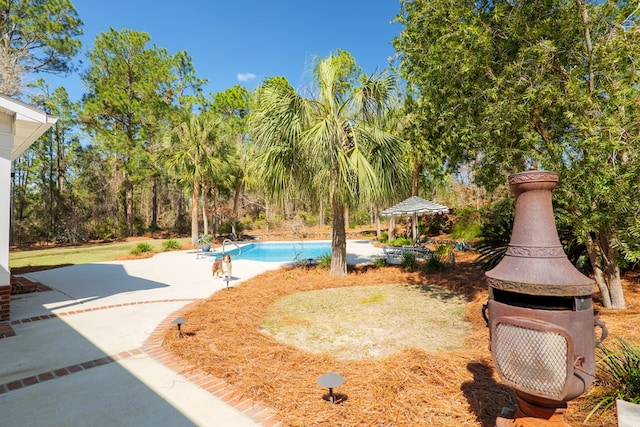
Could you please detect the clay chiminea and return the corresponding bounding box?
[483,170,606,427]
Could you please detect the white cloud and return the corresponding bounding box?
[237,72,256,82]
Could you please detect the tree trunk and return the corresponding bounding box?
[574,0,594,93]
[606,259,625,309]
[584,231,611,308]
[125,178,134,236]
[584,230,626,309]
[191,181,199,246]
[389,216,396,241]
[202,184,209,237]
[209,187,217,238]
[231,181,241,237]
[265,201,270,231]
[344,205,350,230]
[151,176,158,232]
[176,191,184,231]
[600,231,625,309]
[330,197,348,276]
[412,161,423,196]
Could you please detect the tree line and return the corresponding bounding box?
[4,1,640,304]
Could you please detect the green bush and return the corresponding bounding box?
[238,215,254,231]
[421,212,452,235]
[424,244,454,271]
[450,223,482,240]
[130,242,153,255]
[587,336,640,421]
[425,253,446,271]
[373,257,386,268]
[388,237,413,247]
[474,199,514,270]
[297,211,319,227]
[317,252,332,269]
[218,223,232,235]
[449,206,483,240]
[401,250,418,269]
[161,239,181,251]
[349,209,371,227]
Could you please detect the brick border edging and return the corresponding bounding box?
[0,349,143,394]
[0,321,15,338]
[1,298,283,426]
[0,299,198,340]
[142,301,284,427]
[0,285,10,321]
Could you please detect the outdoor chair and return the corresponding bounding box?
[402,245,433,260]
[382,245,404,264]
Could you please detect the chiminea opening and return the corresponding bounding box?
[491,289,591,312]
[483,170,606,427]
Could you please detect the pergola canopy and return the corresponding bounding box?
[381,196,449,242]
[381,196,449,217]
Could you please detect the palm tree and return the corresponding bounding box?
[162,111,229,246]
[250,50,408,276]
[211,86,253,237]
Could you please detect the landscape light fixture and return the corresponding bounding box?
[483,170,607,427]
[172,317,188,339]
[317,372,345,404]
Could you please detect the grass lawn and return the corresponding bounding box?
[9,237,192,271]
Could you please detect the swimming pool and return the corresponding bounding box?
[206,241,332,262]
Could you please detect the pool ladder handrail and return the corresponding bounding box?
[222,238,241,255]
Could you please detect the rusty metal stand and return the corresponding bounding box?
[495,397,571,427]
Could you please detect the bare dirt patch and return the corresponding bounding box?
[262,284,471,360]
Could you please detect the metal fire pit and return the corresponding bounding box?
[483,170,606,426]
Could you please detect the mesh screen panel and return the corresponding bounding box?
[494,322,569,398]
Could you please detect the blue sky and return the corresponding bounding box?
[41,0,403,102]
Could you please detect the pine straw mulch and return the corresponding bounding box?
[163,252,640,427]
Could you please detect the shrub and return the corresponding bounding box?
[373,257,386,268]
[349,209,371,227]
[425,253,446,271]
[474,199,514,270]
[198,234,212,245]
[238,215,254,231]
[130,242,153,255]
[388,237,413,247]
[317,252,332,269]
[161,239,181,251]
[450,223,482,240]
[421,212,452,235]
[401,250,418,269]
[449,206,484,240]
[587,336,640,421]
[297,211,319,227]
[424,244,454,272]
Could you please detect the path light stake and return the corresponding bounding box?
[317,372,345,404]
[482,171,607,427]
[172,317,188,339]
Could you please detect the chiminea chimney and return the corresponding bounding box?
[483,170,606,427]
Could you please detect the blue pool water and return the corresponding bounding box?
[207,241,331,262]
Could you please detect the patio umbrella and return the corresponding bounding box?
[381,196,449,242]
